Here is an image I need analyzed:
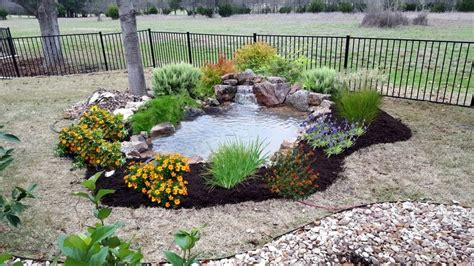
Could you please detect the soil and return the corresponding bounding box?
[89,110,412,209]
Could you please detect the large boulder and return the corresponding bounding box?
[267,76,287,84]
[285,90,330,111]
[236,69,256,85]
[253,81,291,107]
[214,85,237,103]
[150,122,175,138]
[183,106,205,121]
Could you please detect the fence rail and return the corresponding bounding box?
[0,28,472,106]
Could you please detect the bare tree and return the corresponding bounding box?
[116,0,147,96]
[14,0,62,66]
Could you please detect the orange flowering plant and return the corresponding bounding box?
[265,144,319,199]
[124,153,190,208]
[57,106,126,169]
[201,53,236,89]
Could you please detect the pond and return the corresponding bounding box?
[152,87,305,159]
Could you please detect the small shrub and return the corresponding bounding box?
[233,5,251,14]
[325,3,338,12]
[338,2,354,13]
[353,2,367,12]
[457,0,474,11]
[430,3,447,12]
[129,95,197,134]
[196,6,213,17]
[302,114,367,157]
[57,4,66,17]
[403,3,420,11]
[218,3,233,17]
[0,8,8,20]
[334,89,381,123]
[262,56,308,84]
[164,225,206,266]
[151,63,201,97]
[206,138,267,189]
[124,153,190,208]
[361,7,409,28]
[337,68,388,90]
[300,67,341,95]
[234,42,277,73]
[412,12,429,25]
[105,4,120,20]
[147,5,158,14]
[201,53,236,90]
[307,0,325,12]
[279,6,292,14]
[266,144,318,199]
[296,6,307,13]
[162,8,172,15]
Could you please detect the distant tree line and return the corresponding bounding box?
[0,0,473,17]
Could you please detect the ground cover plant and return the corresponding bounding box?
[234,42,277,73]
[124,153,190,208]
[266,144,319,199]
[129,94,198,134]
[206,138,267,189]
[152,63,201,97]
[57,106,126,169]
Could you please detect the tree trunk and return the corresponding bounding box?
[37,0,63,67]
[116,0,147,97]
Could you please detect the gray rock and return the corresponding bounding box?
[221,73,236,80]
[253,81,290,107]
[223,79,239,86]
[236,69,256,85]
[320,99,335,109]
[206,97,220,107]
[214,85,237,103]
[285,90,310,111]
[267,76,287,84]
[308,92,331,106]
[150,122,175,138]
[289,84,302,95]
[183,106,205,121]
[121,135,149,159]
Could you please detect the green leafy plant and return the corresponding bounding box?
[0,127,37,227]
[218,3,233,17]
[334,89,381,123]
[430,2,447,12]
[57,172,143,265]
[105,4,119,19]
[266,145,319,199]
[0,253,22,266]
[129,95,198,134]
[262,56,308,84]
[279,6,292,13]
[201,54,236,90]
[147,5,158,14]
[0,8,8,20]
[0,185,37,227]
[307,0,325,12]
[338,2,353,13]
[164,225,206,266]
[234,42,277,73]
[196,6,213,17]
[300,67,341,95]
[457,0,474,11]
[152,63,202,97]
[206,138,268,189]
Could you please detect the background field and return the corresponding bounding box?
[1,12,474,40]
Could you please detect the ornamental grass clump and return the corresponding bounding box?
[266,144,319,200]
[302,114,367,157]
[152,63,201,97]
[124,153,190,208]
[57,106,126,169]
[206,138,268,189]
[334,89,381,123]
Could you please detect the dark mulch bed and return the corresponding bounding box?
[88,110,411,209]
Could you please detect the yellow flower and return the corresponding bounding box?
[165,202,170,208]
[174,199,180,205]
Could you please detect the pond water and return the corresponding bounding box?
[152,87,305,160]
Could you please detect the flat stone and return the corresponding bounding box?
[253,81,290,107]
[150,122,175,138]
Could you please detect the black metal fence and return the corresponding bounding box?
[1,28,472,106]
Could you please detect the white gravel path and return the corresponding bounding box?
[206,202,473,265]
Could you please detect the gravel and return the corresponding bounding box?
[205,202,473,265]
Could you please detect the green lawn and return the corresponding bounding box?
[3,12,474,41]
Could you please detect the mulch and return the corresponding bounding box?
[87,110,412,209]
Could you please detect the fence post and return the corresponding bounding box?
[253,33,257,43]
[343,35,350,70]
[148,29,156,68]
[99,32,109,71]
[6,27,20,77]
[186,32,193,65]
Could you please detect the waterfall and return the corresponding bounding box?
[234,85,257,105]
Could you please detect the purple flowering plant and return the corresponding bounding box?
[301,113,367,157]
